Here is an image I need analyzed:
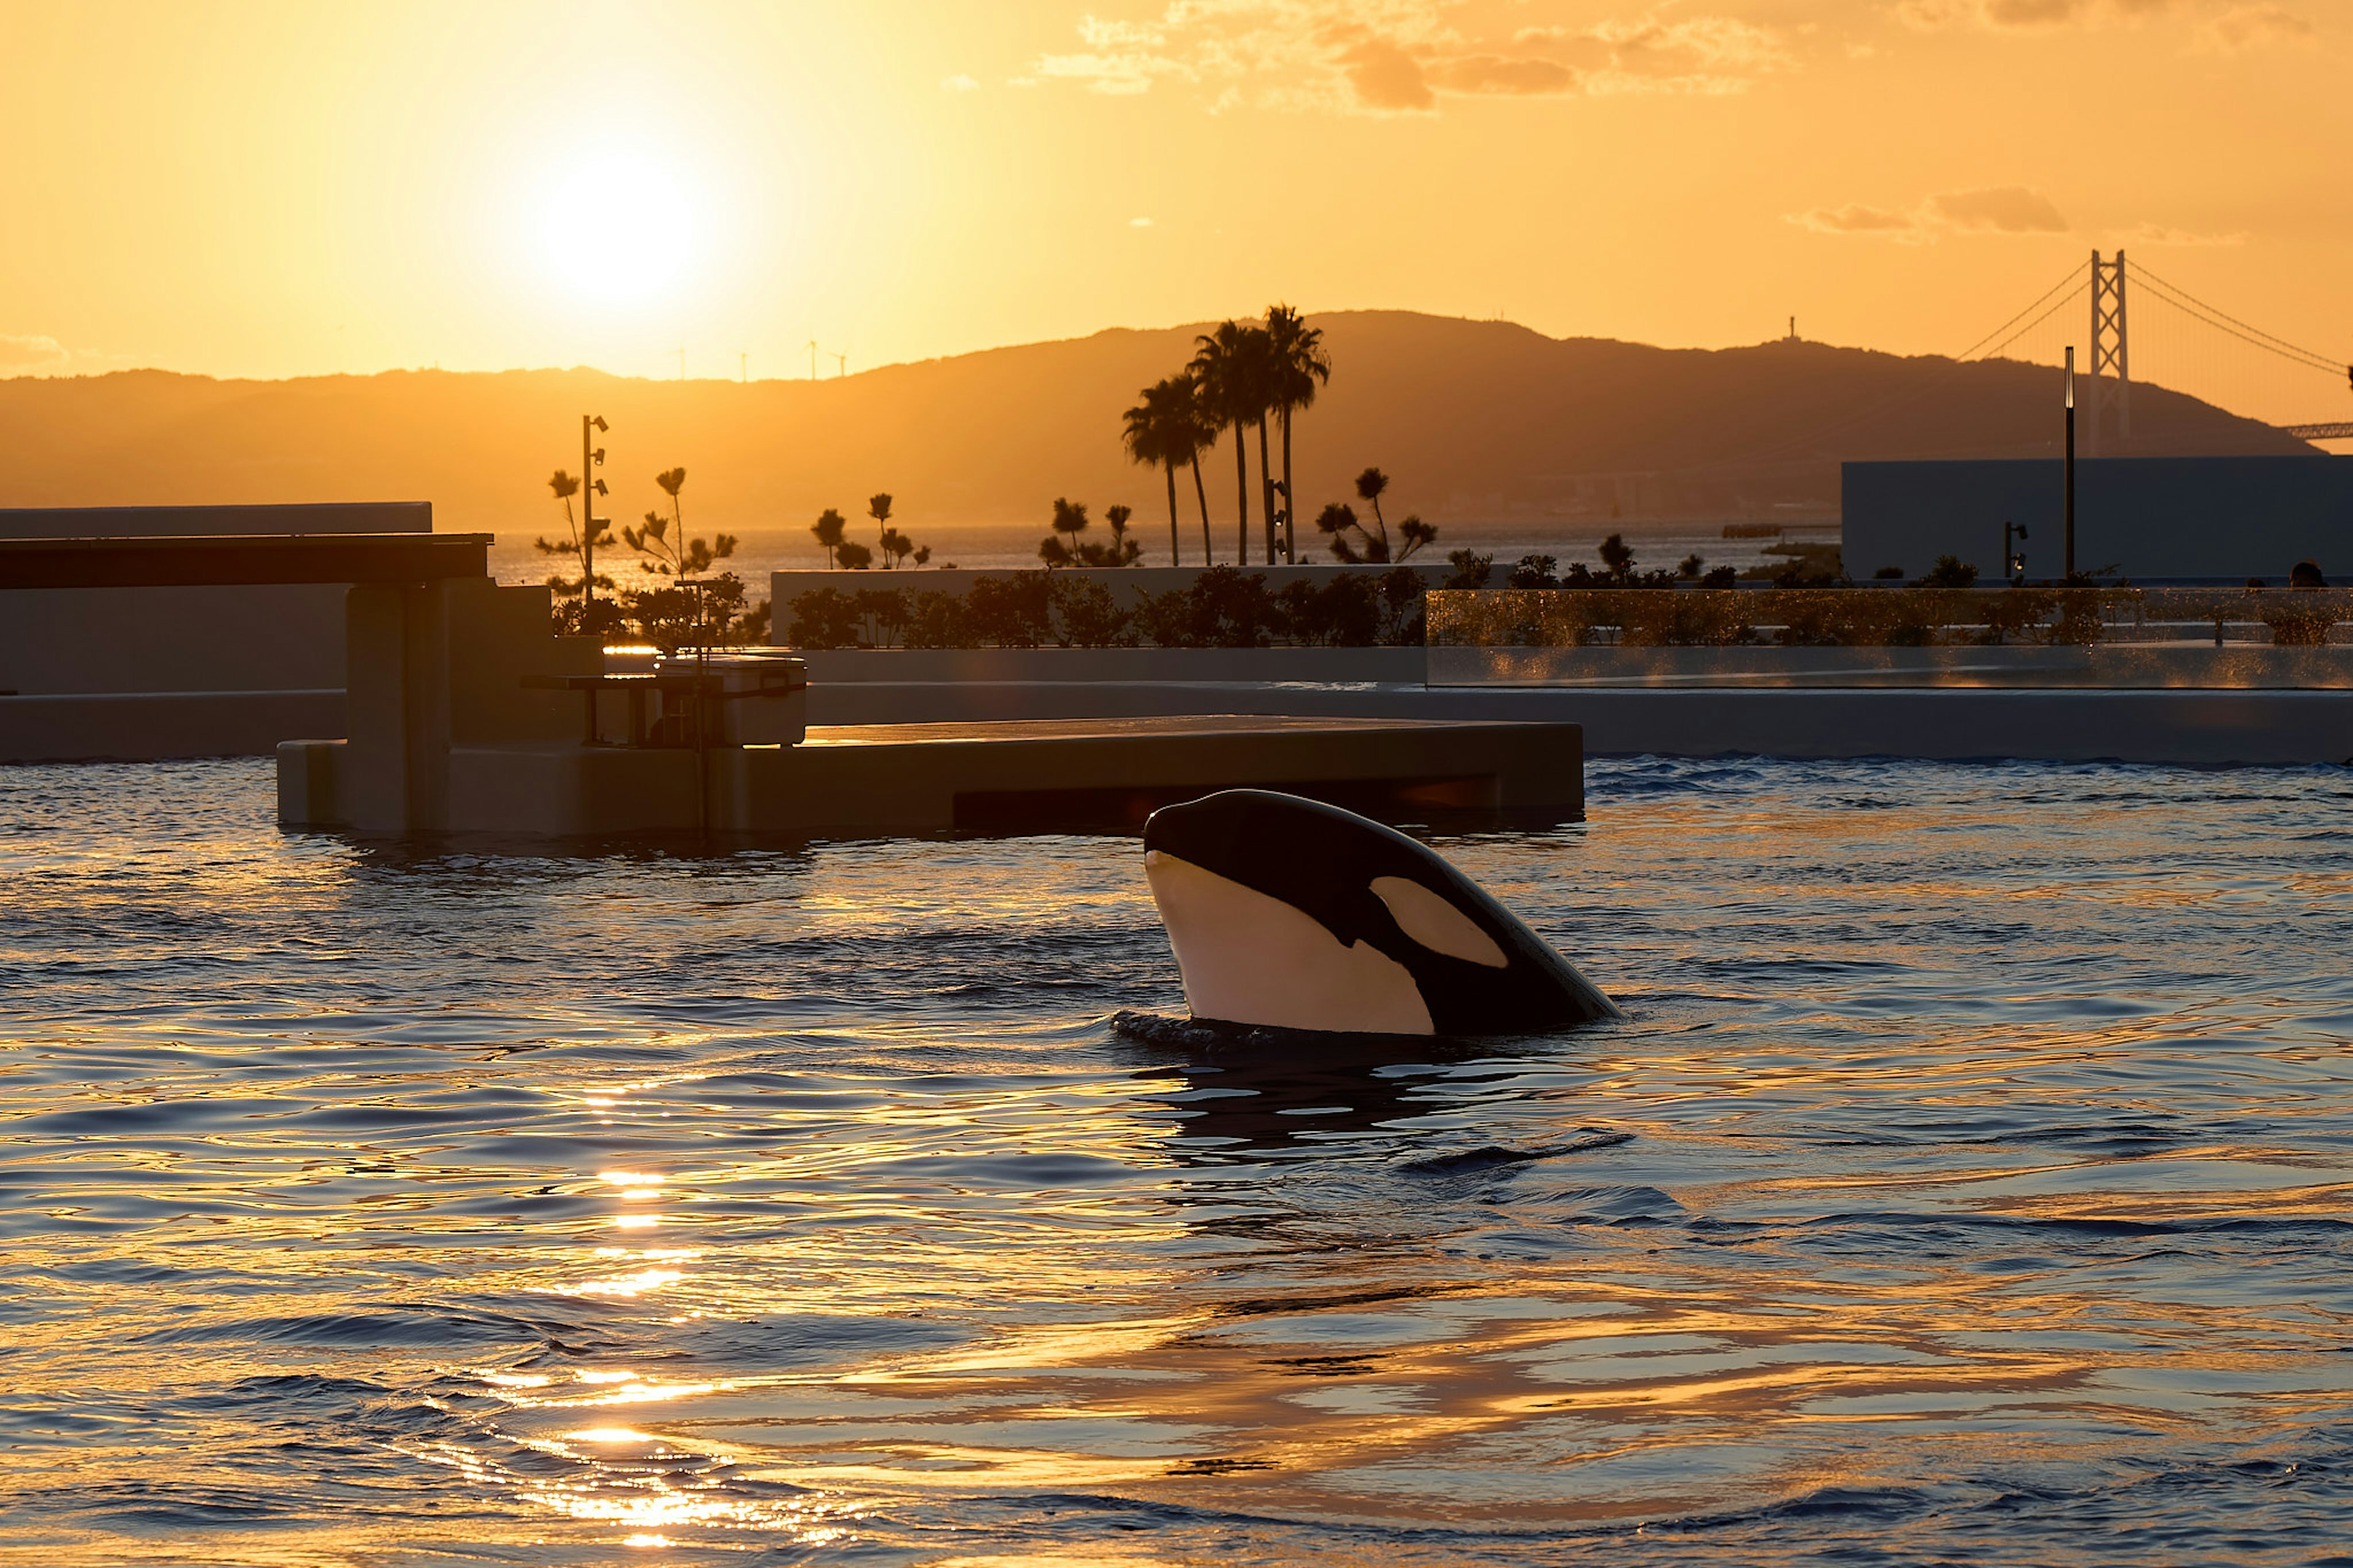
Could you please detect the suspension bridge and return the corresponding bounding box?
[1950,251,2352,444]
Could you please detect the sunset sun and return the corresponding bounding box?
[534,146,703,306]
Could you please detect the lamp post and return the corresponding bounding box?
[581,414,610,628]
[2063,348,2077,581]
[2004,520,2028,585]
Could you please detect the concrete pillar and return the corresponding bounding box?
[342,581,453,831]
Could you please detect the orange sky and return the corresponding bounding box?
[2,0,2346,425]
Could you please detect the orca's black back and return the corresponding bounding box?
[1143,790,1615,1034]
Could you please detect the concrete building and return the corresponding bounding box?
[0,502,428,761]
[1843,456,2353,583]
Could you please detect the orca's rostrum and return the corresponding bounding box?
[1142,790,1620,1036]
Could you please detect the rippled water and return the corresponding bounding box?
[6,756,2353,1566]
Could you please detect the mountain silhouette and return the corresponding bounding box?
[0,311,2309,539]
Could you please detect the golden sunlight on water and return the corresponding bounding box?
[4,757,2353,1564]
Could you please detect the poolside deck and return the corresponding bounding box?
[279,714,1586,836]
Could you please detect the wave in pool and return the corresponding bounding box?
[2,756,2352,1564]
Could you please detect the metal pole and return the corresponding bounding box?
[2063,347,2077,580]
[581,414,595,624]
[2086,252,2102,459]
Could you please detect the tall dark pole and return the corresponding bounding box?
[582,414,595,623]
[2063,347,2077,580]
[581,414,608,631]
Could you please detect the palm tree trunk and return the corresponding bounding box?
[1279,406,1295,564]
[1256,417,1276,565]
[1190,454,1213,564]
[1232,420,1249,565]
[1164,464,1180,567]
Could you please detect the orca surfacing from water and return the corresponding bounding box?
[1142,790,1621,1036]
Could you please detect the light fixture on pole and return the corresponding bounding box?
[582,414,610,626]
[2063,347,2077,581]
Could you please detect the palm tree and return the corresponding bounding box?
[868,493,895,568]
[534,469,616,632]
[1355,466,1393,559]
[1121,382,1175,567]
[1253,352,1276,565]
[1103,504,1140,566]
[1124,376,1212,567]
[1265,305,1330,564]
[548,468,580,533]
[1191,321,1272,567]
[1180,370,1217,564]
[1039,497,1089,567]
[811,507,847,568]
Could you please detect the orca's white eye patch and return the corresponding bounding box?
[1146,852,1434,1035]
[1370,876,1509,968]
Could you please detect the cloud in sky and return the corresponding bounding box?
[1792,187,2253,248]
[1896,0,2315,36]
[0,333,70,371]
[2120,222,2245,246]
[1896,0,2178,29]
[941,73,980,91]
[1033,3,1789,113]
[2200,2,2316,50]
[1791,202,1924,237]
[1790,186,2070,243]
[1928,186,2069,233]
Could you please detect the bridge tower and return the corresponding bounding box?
[2087,250,2130,454]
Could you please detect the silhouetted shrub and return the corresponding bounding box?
[1204,566,1283,646]
[775,566,1459,649]
[1051,576,1135,646]
[1422,586,2245,651]
[1508,554,1559,589]
[787,586,864,649]
[852,588,909,647]
[903,591,971,649]
[964,573,1055,647]
[1278,574,1381,646]
[1443,549,1493,589]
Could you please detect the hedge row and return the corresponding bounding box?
[1428,587,2353,649]
[784,566,1434,649]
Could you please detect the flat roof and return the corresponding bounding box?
[0,532,492,590]
[0,502,433,540]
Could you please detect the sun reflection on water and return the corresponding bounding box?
[6,758,2353,1561]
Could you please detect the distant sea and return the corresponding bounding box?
[486,516,1841,599]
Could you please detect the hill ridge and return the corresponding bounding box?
[1,310,2308,534]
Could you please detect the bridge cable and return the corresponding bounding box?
[2131,262,2346,378]
[1952,262,2088,362]
[1966,284,2081,364]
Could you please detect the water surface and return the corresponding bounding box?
[4,757,2353,1566]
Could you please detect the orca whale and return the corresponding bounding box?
[1142,790,1621,1036]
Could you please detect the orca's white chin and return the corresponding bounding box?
[1143,849,1435,1036]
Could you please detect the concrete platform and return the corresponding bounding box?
[797,680,2353,767]
[2,689,344,763]
[279,715,1585,836]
